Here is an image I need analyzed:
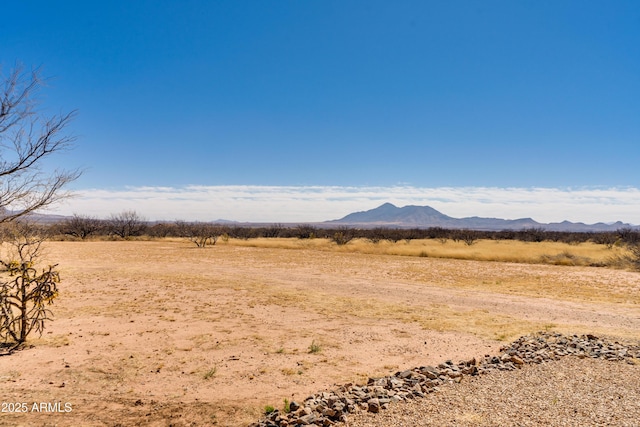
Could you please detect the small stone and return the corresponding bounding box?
[367,398,380,413]
[298,413,315,424]
[510,355,525,365]
[397,370,413,379]
[322,407,336,418]
[420,366,439,379]
[288,401,300,412]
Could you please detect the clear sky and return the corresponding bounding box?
[2,1,639,223]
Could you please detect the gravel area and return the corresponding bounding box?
[253,333,640,427]
[345,357,640,427]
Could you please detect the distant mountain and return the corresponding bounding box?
[327,203,638,232]
[337,203,451,225]
[5,211,71,224]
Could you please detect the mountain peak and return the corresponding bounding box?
[331,203,451,226]
[376,202,399,212]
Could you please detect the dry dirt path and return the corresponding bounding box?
[0,241,638,426]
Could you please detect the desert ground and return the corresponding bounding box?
[1,239,639,426]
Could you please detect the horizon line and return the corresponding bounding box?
[43,184,640,225]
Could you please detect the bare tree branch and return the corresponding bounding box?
[0,64,80,222]
[108,210,147,239]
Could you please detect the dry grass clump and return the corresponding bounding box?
[538,251,594,266]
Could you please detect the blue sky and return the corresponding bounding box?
[2,1,639,223]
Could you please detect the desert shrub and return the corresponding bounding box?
[262,224,284,238]
[618,228,640,245]
[591,232,619,249]
[385,229,405,243]
[331,227,354,245]
[294,225,317,239]
[0,222,60,354]
[494,230,517,241]
[516,227,547,242]
[367,227,387,243]
[308,340,321,353]
[176,221,220,247]
[626,242,640,271]
[559,232,590,245]
[228,226,257,240]
[539,251,591,266]
[147,222,179,238]
[457,229,478,246]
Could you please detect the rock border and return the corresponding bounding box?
[250,332,640,427]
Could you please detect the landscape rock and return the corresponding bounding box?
[366,398,380,413]
[288,401,300,412]
[252,332,640,427]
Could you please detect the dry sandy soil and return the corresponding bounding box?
[1,240,639,426]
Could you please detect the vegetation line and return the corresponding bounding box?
[38,214,640,269]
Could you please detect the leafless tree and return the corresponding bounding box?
[591,232,618,249]
[176,220,220,247]
[60,213,103,239]
[457,229,478,246]
[0,64,80,222]
[292,224,316,239]
[146,222,178,238]
[108,210,147,239]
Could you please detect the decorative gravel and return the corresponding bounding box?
[252,332,640,427]
[346,356,640,427]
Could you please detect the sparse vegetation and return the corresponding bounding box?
[331,227,355,246]
[264,405,275,415]
[539,251,592,266]
[4,238,639,426]
[227,237,626,268]
[176,221,220,247]
[0,222,60,353]
[457,229,478,246]
[295,224,317,239]
[625,241,640,271]
[59,214,103,240]
[29,216,640,269]
[108,210,147,239]
[308,340,321,354]
[203,366,217,379]
[0,65,77,354]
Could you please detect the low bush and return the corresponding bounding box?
[0,222,61,354]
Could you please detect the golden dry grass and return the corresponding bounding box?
[227,237,629,267]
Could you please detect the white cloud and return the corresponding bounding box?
[46,185,640,225]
